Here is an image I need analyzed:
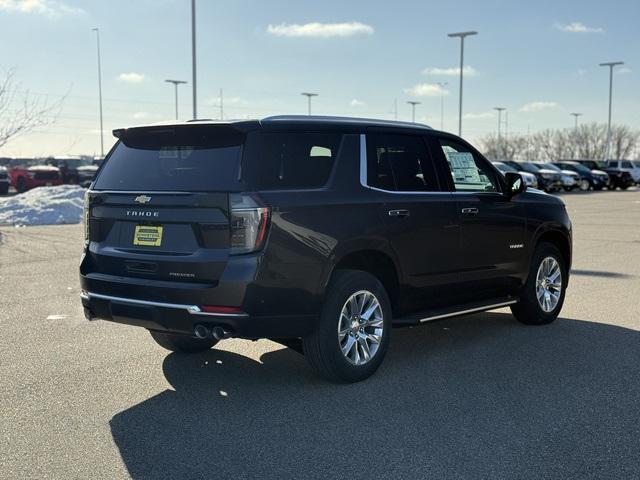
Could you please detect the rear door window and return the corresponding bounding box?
[365,133,439,192]
[242,132,342,190]
[93,126,245,192]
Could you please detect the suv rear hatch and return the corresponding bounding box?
[83,123,268,286]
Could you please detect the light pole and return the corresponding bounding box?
[599,61,624,160]
[436,81,447,129]
[571,112,583,160]
[570,112,582,132]
[448,30,477,136]
[301,92,318,115]
[494,107,505,159]
[407,101,421,123]
[191,0,197,119]
[165,80,187,120]
[92,27,104,157]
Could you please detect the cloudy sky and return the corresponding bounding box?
[0,0,638,157]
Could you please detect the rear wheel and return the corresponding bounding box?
[149,330,218,353]
[511,242,567,325]
[303,270,391,383]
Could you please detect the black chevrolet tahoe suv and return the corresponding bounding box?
[80,116,572,383]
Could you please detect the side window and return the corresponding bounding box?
[244,132,342,190]
[438,138,499,192]
[621,161,634,169]
[366,134,438,192]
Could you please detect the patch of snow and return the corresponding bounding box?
[0,185,86,226]
[46,314,68,320]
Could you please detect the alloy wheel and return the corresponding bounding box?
[337,290,384,366]
[535,256,562,313]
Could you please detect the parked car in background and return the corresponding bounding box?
[9,164,62,193]
[0,166,10,195]
[575,160,634,190]
[46,156,99,186]
[492,161,538,189]
[554,161,607,191]
[532,162,580,191]
[605,160,640,184]
[503,161,562,193]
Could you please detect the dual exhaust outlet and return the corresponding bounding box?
[194,324,232,341]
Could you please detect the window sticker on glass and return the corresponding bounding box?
[446,152,481,183]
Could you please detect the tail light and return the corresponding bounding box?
[230,193,270,255]
[83,191,90,243]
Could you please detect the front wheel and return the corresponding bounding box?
[578,179,590,191]
[511,242,567,325]
[303,270,391,383]
[149,330,218,353]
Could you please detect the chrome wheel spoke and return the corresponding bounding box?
[341,336,356,356]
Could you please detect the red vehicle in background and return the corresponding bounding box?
[10,165,63,193]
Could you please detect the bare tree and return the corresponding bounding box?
[479,123,640,162]
[0,69,66,151]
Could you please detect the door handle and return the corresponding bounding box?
[461,207,479,215]
[388,209,410,217]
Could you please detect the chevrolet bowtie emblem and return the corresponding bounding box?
[134,195,152,204]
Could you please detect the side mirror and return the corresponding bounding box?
[505,172,526,197]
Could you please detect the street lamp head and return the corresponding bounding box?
[448,31,478,38]
[92,27,98,32]
[493,107,506,112]
[599,61,624,67]
[570,112,582,117]
[407,101,421,106]
[301,92,318,98]
[165,79,188,85]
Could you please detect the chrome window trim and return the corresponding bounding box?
[81,291,248,317]
[359,133,477,196]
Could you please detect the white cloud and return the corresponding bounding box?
[520,101,558,113]
[132,112,149,119]
[422,66,477,77]
[118,72,146,84]
[267,21,374,38]
[554,22,603,33]
[0,0,83,16]
[404,83,449,98]
[617,67,632,75]
[350,99,366,107]
[463,111,495,120]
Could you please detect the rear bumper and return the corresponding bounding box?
[80,290,317,339]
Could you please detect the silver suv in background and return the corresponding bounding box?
[492,161,538,189]
[606,160,640,184]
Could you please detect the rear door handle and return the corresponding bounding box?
[461,207,479,215]
[388,209,410,217]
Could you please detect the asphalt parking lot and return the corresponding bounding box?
[1,189,639,479]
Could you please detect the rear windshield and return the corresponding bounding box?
[93,126,244,191]
[93,127,342,192]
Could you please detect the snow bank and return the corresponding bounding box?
[0,185,86,226]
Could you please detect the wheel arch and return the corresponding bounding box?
[323,246,402,310]
[533,226,572,276]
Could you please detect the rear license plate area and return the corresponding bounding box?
[133,225,163,246]
[110,302,154,322]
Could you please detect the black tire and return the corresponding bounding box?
[16,177,26,193]
[511,242,567,325]
[0,185,8,195]
[149,330,218,353]
[607,183,616,190]
[620,184,629,190]
[593,184,604,191]
[302,270,392,383]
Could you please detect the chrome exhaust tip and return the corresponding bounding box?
[211,326,230,341]
[193,324,209,339]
